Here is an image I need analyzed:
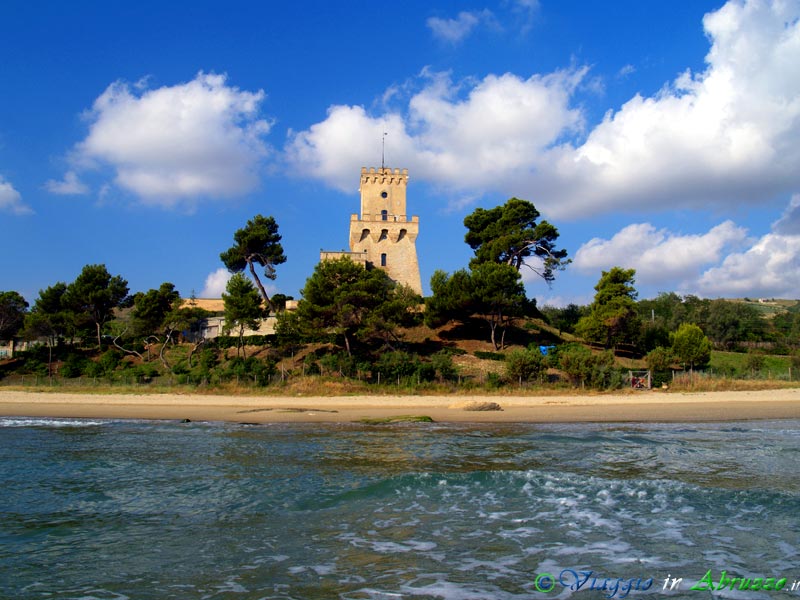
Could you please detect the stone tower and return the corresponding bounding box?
[348,167,422,295]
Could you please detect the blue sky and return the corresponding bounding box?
[2,0,799,307]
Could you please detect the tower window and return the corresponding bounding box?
[381,253,387,267]
[379,229,388,241]
[381,209,388,221]
[381,191,388,198]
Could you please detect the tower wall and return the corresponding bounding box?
[349,167,422,295]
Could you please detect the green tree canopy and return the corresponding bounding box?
[575,267,641,350]
[505,347,545,383]
[426,262,529,350]
[704,300,766,348]
[23,283,71,347]
[131,283,182,339]
[540,303,587,334]
[0,291,29,340]
[63,265,129,350]
[463,197,569,282]
[292,257,420,355]
[773,306,800,347]
[220,215,286,313]
[222,273,265,357]
[671,323,712,370]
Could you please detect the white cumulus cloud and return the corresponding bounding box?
[286,68,586,192]
[697,195,800,298]
[697,233,800,298]
[68,72,272,208]
[288,0,800,219]
[45,171,89,195]
[573,195,800,299]
[0,176,32,215]
[200,268,232,298]
[574,221,749,285]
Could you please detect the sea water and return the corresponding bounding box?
[1,417,798,599]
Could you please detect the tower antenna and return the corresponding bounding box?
[381,129,387,169]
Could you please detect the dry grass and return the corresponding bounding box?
[667,376,799,393]
[5,374,796,398]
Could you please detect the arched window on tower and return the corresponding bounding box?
[381,209,388,221]
[380,253,387,267]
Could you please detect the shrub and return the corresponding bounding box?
[302,353,321,376]
[19,356,48,376]
[645,347,674,372]
[505,348,545,383]
[59,353,87,378]
[319,352,357,377]
[744,351,766,375]
[222,356,276,385]
[430,350,457,381]
[171,361,189,376]
[486,372,504,388]
[132,362,160,381]
[415,361,436,382]
[198,348,219,372]
[98,349,123,374]
[557,343,621,390]
[374,351,419,381]
[474,350,505,361]
[83,360,104,378]
[441,347,467,356]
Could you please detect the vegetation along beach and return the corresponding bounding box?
[3,1,800,598]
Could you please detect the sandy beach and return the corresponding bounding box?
[1,388,800,423]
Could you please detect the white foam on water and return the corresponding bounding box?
[0,417,109,428]
[310,563,337,575]
[338,532,438,555]
[498,525,542,539]
[72,590,130,600]
[455,554,524,577]
[209,577,248,595]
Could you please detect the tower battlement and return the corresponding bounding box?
[360,167,409,185]
[321,166,422,295]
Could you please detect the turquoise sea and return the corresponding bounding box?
[1,416,798,599]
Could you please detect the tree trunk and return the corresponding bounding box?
[96,322,102,351]
[248,260,274,313]
[113,329,144,360]
[343,332,351,356]
[187,339,205,369]
[159,333,172,370]
[238,325,246,359]
[489,320,498,350]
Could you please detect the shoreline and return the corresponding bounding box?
[1,388,800,424]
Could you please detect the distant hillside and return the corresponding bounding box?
[729,298,800,318]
